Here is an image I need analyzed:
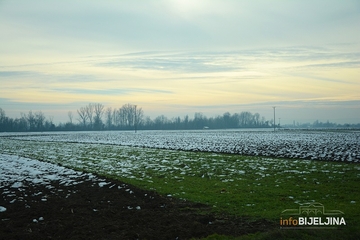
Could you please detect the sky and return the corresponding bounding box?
[0,0,360,125]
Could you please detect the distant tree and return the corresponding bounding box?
[85,103,94,128]
[0,108,5,122]
[134,106,144,129]
[144,116,153,128]
[18,115,28,131]
[183,115,189,128]
[193,112,206,129]
[93,103,105,130]
[77,107,88,128]
[105,107,112,129]
[261,116,266,126]
[239,111,252,127]
[25,111,36,131]
[173,116,181,129]
[117,107,126,127]
[124,103,135,127]
[154,115,169,129]
[45,116,55,130]
[253,113,260,126]
[118,103,135,128]
[223,112,231,127]
[0,108,5,131]
[68,111,73,124]
[112,108,119,127]
[0,105,283,131]
[34,111,46,131]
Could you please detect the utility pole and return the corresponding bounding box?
[134,105,137,133]
[273,106,276,132]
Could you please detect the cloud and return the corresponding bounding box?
[301,61,360,69]
[166,99,360,110]
[53,88,173,95]
[0,71,37,77]
[95,51,246,73]
[93,47,360,77]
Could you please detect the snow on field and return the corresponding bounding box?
[0,154,113,212]
[1,133,359,207]
[1,139,358,205]
[3,130,359,162]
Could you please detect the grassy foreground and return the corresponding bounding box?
[1,138,359,239]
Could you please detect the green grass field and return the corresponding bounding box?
[1,138,359,239]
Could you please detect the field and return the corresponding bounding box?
[5,129,360,162]
[1,129,360,239]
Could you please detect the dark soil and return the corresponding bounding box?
[0,176,276,240]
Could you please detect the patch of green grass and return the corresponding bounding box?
[1,138,359,239]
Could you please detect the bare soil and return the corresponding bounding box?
[0,175,276,240]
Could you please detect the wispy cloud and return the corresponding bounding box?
[53,87,173,95]
[300,61,360,69]
[96,52,239,73]
[0,71,37,77]
[93,47,360,74]
[166,99,360,110]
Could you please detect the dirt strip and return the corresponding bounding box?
[1,175,276,240]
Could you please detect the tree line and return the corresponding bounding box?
[1,103,358,132]
[0,103,274,132]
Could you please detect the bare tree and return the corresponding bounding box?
[85,103,94,128]
[45,116,54,130]
[26,111,36,131]
[35,111,46,130]
[239,111,252,127]
[253,113,260,126]
[0,108,6,131]
[144,116,152,128]
[118,103,134,127]
[105,107,112,129]
[113,104,143,129]
[119,106,128,127]
[112,108,119,127]
[135,106,144,127]
[154,115,168,127]
[133,105,144,132]
[68,111,73,124]
[93,103,104,130]
[77,107,88,127]
[0,108,5,123]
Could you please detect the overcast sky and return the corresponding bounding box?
[1,0,359,124]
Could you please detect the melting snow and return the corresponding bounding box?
[3,130,359,162]
[0,154,111,207]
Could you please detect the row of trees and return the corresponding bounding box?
[2,104,358,132]
[63,103,144,131]
[0,108,55,132]
[0,103,271,132]
[282,120,359,129]
[61,103,269,131]
[142,111,270,130]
